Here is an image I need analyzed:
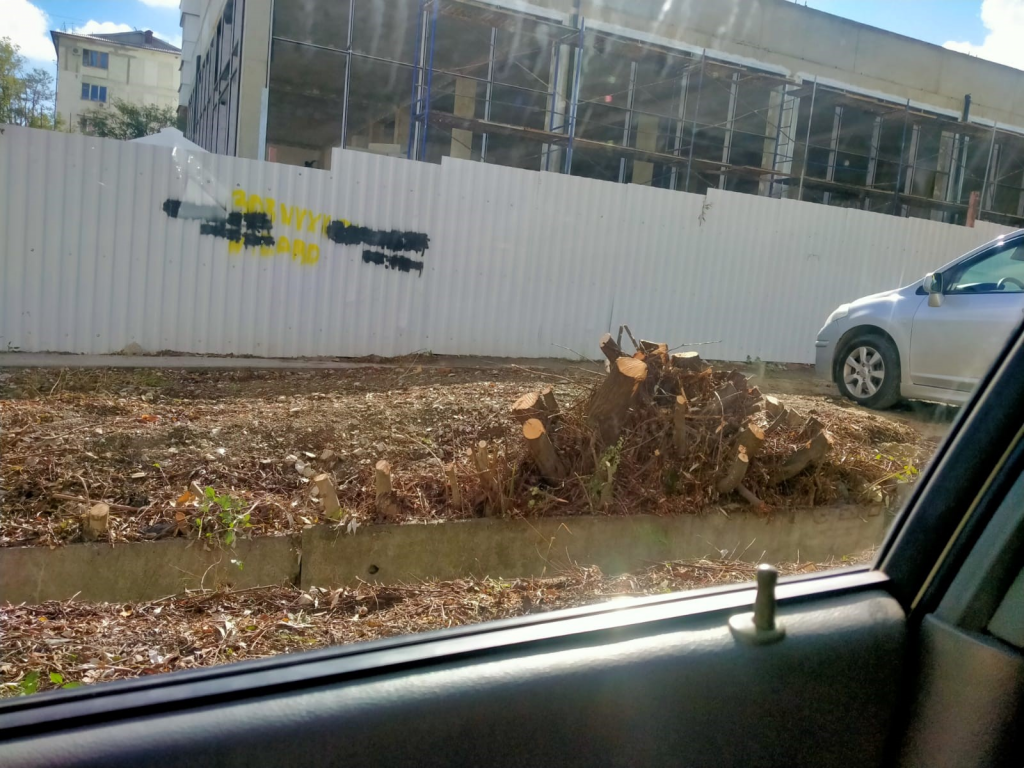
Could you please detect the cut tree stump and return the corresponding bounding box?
[639,339,669,356]
[671,351,704,372]
[511,391,549,427]
[599,333,625,363]
[735,423,766,458]
[539,386,560,422]
[801,416,825,437]
[770,431,833,484]
[374,460,398,519]
[673,395,690,456]
[716,447,750,494]
[765,409,788,436]
[83,503,109,542]
[727,371,749,391]
[785,408,807,428]
[764,395,784,419]
[523,418,567,482]
[446,464,462,507]
[587,356,648,448]
[703,382,738,416]
[313,474,343,520]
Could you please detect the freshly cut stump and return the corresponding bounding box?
[600,333,625,363]
[446,464,462,507]
[83,503,109,542]
[771,431,833,484]
[671,351,704,372]
[313,474,342,520]
[374,460,398,519]
[587,357,648,448]
[717,447,750,494]
[539,386,560,422]
[511,392,549,427]
[523,418,567,482]
[735,424,766,458]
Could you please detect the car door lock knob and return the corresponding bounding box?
[728,564,786,645]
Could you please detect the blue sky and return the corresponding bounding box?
[3,0,181,73]
[2,0,1021,75]
[800,1,986,45]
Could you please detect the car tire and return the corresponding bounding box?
[835,333,901,410]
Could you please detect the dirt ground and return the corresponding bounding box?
[0,552,871,697]
[0,361,943,548]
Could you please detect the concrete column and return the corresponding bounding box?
[450,76,477,160]
[759,84,799,198]
[236,0,273,159]
[631,113,659,185]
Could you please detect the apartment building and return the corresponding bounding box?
[51,29,181,131]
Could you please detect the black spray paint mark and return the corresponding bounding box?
[198,212,275,248]
[162,198,229,221]
[362,249,424,276]
[326,221,429,255]
[163,198,429,274]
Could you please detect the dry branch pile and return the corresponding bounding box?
[2,362,923,546]
[498,330,876,516]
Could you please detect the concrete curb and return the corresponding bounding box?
[0,536,301,603]
[0,506,891,604]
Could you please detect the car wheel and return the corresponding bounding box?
[835,334,901,409]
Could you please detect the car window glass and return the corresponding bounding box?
[947,244,1024,294]
[3,0,1017,698]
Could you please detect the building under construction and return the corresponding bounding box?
[178,0,1024,226]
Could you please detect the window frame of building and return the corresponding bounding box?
[81,83,108,103]
[82,49,110,69]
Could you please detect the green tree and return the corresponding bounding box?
[17,67,57,129]
[1,36,60,130]
[78,98,176,140]
[0,36,27,124]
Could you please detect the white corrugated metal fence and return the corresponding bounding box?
[0,125,1014,363]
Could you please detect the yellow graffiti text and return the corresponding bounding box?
[276,236,320,266]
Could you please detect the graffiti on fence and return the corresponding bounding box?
[161,187,430,273]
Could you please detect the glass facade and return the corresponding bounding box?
[252,0,1024,226]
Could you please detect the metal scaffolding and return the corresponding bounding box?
[262,0,1024,227]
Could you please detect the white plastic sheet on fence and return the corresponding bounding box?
[0,126,1015,363]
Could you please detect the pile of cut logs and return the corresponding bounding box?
[513,329,834,508]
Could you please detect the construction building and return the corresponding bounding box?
[177,0,1024,226]
[51,29,181,131]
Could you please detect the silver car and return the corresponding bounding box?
[816,230,1024,408]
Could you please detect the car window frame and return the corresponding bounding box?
[944,238,1024,295]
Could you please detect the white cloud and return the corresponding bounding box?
[161,32,183,48]
[944,0,1024,71]
[73,21,135,36]
[139,0,181,7]
[0,0,55,63]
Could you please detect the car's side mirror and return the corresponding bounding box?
[928,272,944,307]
